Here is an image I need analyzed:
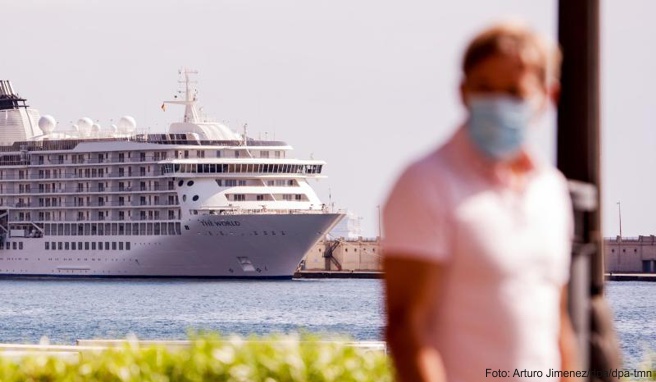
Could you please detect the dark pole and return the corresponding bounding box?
[557,0,601,287]
[557,0,600,374]
[558,1,621,380]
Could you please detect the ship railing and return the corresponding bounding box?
[198,206,341,216]
[0,137,289,153]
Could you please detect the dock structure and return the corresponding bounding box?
[297,237,382,278]
[604,235,656,273]
[298,236,656,278]
[605,272,656,282]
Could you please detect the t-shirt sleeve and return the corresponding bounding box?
[382,162,452,263]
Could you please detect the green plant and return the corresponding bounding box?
[0,333,393,382]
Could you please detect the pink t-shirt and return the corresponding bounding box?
[383,128,573,382]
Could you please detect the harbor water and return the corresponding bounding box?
[0,279,651,367]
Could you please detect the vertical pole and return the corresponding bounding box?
[557,0,602,289]
[617,201,622,240]
[557,0,601,377]
[377,205,382,240]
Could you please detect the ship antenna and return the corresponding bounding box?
[243,123,248,145]
[162,68,200,123]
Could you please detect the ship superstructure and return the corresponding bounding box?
[0,71,343,278]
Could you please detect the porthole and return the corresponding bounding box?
[192,195,199,201]
[187,180,194,186]
[178,180,184,187]
[182,195,187,202]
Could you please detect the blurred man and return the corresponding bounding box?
[383,22,578,382]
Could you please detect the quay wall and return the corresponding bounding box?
[302,236,656,274]
[605,236,656,273]
[301,237,382,272]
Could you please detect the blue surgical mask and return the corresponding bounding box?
[466,95,535,160]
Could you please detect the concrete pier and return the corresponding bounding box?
[300,237,382,274]
[605,272,656,282]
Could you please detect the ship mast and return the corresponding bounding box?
[163,68,201,123]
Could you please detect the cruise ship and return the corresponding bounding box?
[0,71,343,278]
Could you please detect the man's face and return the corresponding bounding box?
[460,52,548,106]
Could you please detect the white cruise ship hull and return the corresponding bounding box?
[0,213,343,279]
[0,75,344,279]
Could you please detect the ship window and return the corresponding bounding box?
[126,242,131,250]
[78,242,82,250]
[119,242,124,250]
[184,225,190,230]
[85,242,89,250]
[51,242,55,250]
[182,195,187,202]
[98,242,103,250]
[72,242,76,250]
[178,180,184,187]
[187,180,194,187]
[65,242,69,250]
[192,195,199,201]
[92,242,96,250]
[106,241,110,250]
[45,242,49,250]
[58,242,62,250]
[18,242,23,250]
[112,242,117,250]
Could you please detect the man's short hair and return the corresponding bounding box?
[462,21,562,86]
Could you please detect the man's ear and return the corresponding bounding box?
[549,82,561,105]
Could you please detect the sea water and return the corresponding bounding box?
[0,278,383,344]
[0,278,650,366]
